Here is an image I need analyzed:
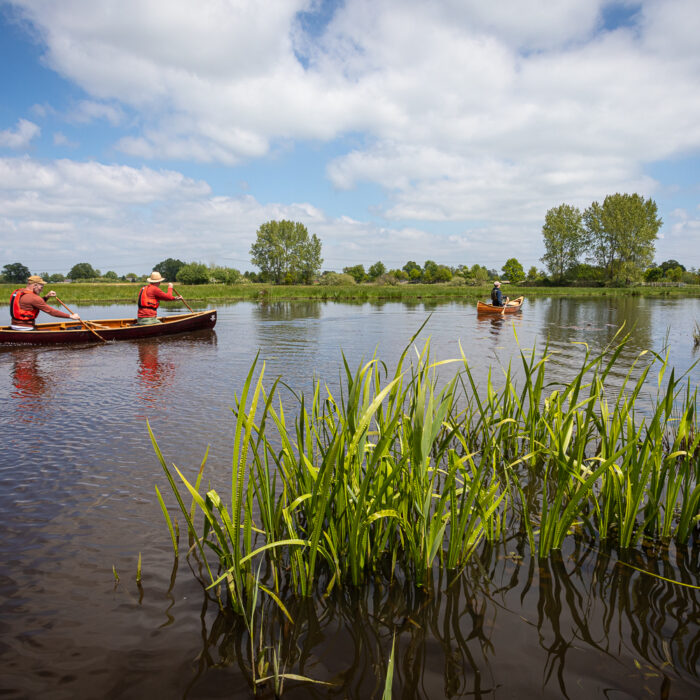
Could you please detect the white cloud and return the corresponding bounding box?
[0,119,41,149]
[4,1,700,268]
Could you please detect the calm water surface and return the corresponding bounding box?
[1,296,699,698]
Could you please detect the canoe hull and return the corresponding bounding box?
[476,296,524,314]
[0,310,217,345]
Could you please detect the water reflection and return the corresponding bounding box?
[136,342,176,409]
[9,350,51,422]
[182,538,699,698]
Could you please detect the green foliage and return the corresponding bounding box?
[2,262,31,283]
[502,258,525,283]
[319,272,356,286]
[176,262,210,285]
[541,203,585,281]
[155,331,699,614]
[68,262,97,279]
[584,193,662,284]
[103,270,118,280]
[48,273,65,283]
[250,220,323,284]
[210,265,241,284]
[343,264,367,283]
[368,261,386,280]
[154,258,186,281]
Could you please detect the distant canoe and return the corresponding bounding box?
[476,296,524,314]
[0,309,217,345]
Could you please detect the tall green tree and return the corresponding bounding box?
[368,261,386,280]
[541,204,585,281]
[584,193,662,284]
[154,258,185,281]
[2,262,31,283]
[343,264,367,283]
[250,220,323,284]
[68,262,97,279]
[502,258,525,283]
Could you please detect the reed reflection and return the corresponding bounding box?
[177,538,698,698]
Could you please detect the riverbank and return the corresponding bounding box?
[2,281,699,304]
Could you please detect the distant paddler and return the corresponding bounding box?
[136,271,183,325]
[9,275,81,330]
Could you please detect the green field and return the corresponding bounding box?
[2,281,699,306]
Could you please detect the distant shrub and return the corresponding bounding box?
[320,272,356,286]
[374,273,399,286]
[447,275,466,286]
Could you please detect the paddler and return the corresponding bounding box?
[490,280,509,307]
[9,275,80,330]
[136,271,183,324]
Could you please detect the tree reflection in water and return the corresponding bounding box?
[178,536,699,697]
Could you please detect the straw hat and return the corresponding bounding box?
[28,275,47,285]
[146,271,166,283]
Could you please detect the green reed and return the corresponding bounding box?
[153,331,699,612]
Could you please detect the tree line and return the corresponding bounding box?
[2,200,697,287]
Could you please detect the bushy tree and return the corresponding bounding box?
[250,220,323,284]
[541,204,585,281]
[68,262,97,279]
[368,261,386,280]
[104,270,119,280]
[176,262,210,285]
[154,258,186,281]
[584,193,661,284]
[2,262,31,283]
[48,272,65,283]
[502,258,525,283]
[210,266,240,284]
[320,272,356,285]
[343,264,367,283]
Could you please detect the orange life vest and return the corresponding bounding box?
[137,286,160,311]
[10,288,39,325]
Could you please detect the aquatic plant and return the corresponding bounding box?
[152,331,699,615]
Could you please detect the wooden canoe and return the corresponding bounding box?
[476,296,524,314]
[0,309,217,345]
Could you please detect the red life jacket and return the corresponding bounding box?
[10,288,39,325]
[137,286,160,311]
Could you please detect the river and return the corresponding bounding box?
[1,296,698,698]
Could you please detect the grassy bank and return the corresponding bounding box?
[2,281,699,305]
[154,330,699,620]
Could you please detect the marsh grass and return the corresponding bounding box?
[153,329,699,618]
[2,281,698,306]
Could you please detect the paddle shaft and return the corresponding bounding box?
[172,287,194,312]
[55,297,107,342]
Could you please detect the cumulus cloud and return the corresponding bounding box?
[4,0,700,267]
[0,119,41,149]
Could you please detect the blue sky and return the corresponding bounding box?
[1,0,699,276]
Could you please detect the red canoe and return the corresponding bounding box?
[0,309,217,345]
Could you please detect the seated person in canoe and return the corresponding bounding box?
[9,275,80,330]
[137,271,183,324]
[490,280,509,307]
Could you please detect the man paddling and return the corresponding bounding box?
[137,271,183,324]
[490,280,509,307]
[9,275,80,330]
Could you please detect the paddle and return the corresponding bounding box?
[171,287,194,312]
[55,296,107,343]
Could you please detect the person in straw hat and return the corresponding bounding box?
[136,271,183,325]
[9,274,80,330]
